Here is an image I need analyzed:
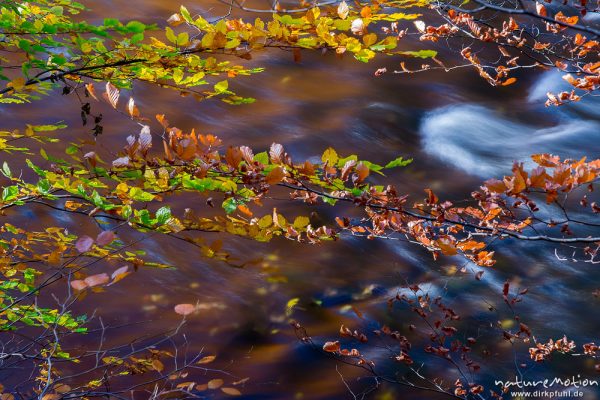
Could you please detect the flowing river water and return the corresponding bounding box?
[2,1,600,399]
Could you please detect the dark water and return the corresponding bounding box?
[2,1,600,399]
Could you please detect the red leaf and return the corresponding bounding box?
[323,341,341,352]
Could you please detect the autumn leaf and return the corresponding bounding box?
[96,230,116,246]
[103,82,120,109]
[152,359,164,372]
[174,303,196,316]
[269,143,285,164]
[70,280,88,291]
[221,387,242,396]
[351,19,365,36]
[84,273,110,287]
[502,77,517,86]
[85,83,98,101]
[197,355,216,364]
[127,97,140,118]
[337,1,349,19]
[323,341,341,352]
[266,166,285,185]
[110,266,130,284]
[355,162,369,183]
[208,379,224,389]
[75,235,94,253]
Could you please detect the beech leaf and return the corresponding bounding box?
[84,273,110,287]
[75,235,94,253]
[103,82,120,109]
[96,230,116,246]
[174,303,196,316]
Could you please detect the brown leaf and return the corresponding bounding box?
[152,359,164,372]
[502,77,517,86]
[355,162,369,183]
[103,82,120,109]
[127,97,140,118]
[323,341,341,353]
[265,166,285,185]
[84,273,110,287]
[269,143,285,164]
[341,159,357,181]
[197,355,216,364]
[167,13,184,26]
[85,83,98,101]
[208,379,224,389]
[221,387,242,396]
[239,146,254,165]
[75,235,94,253]
[139,125,152,154]
[174,303,196,316]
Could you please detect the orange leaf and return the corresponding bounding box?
[197,355,216,364]
[221,387,242,396]
[323,341,341,352]
[208,379,224,389]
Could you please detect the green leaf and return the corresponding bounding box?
[253,151,269,165]
[214,80,229,94]
[222,197,239,214]
[155,206,172,225]
[126,21,146,33]
[1,162,11,178]
[2,186,19,202]
[385,156,413,168]
[398,49,438,59]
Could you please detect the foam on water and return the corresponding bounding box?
[419,103,600,177]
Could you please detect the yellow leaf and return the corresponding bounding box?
[197,355,216,364]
